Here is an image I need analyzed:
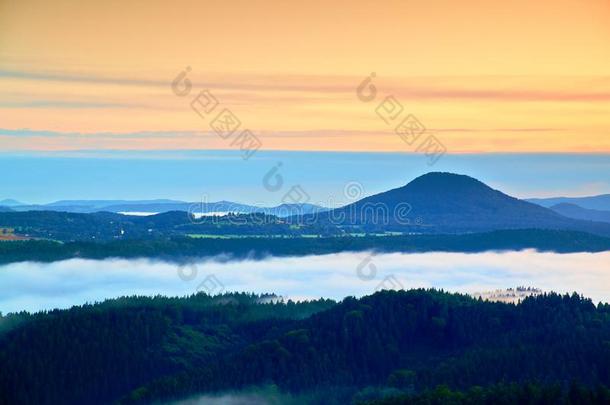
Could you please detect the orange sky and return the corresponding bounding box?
[0,0,609,152]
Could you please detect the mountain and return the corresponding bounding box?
[527,194,610,211]
[10,199,327,217]
[258,203,328,216]
[45,199,186,208]
[0,206,14,213]
[0,199,24,207]
[0,209,324,242]
[549,203,610,223]
[11,199,193,214]
[306,172,610,236]
[4,173,610,240]
[12,204,106,214]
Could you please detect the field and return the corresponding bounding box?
[0,227,30,241]
[186,234,295,239]
[186,232,406,240]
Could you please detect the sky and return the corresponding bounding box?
[1,151,609,205]
[1,0,609,153]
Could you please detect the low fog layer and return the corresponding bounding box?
[1,250,609,313]
[168,386,300,405]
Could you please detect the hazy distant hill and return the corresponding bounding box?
[257,203,327,216]
[527,194,610,211]
[307,172,610,236]
[45,199,185,208]
[549,203,610,223]
[0,199,23,207]
[9,200,327,217]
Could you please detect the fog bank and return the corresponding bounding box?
[1,250,609,313]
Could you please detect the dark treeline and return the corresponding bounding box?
[1,290,610,404]
[0,293,334,405]
[1,229,610,265]
[360,382,610,404]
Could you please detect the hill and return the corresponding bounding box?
[549,203,610,223]
[1,290,610,404]
[9,199,327,217]
[1,229,609,265]
[0,210,303,242]
[0,199,23,207]
[305,172,610,236]
[2,173,610,243]
[527,194,610,211]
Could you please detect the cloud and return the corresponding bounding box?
[0,100,141,109]
[1,250,609,314]
[0,128,207,138]
[392,87,610,102]
[3,68,610,102]
[0,128,566,143]
[170,386,302,405]
[0,69,167,88]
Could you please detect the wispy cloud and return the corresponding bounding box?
[0,69,167,88]
[0,100,141,109]
[1,68,609,152]
[0,128,205,138]
[3,68,610,102]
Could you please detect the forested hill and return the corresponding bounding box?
[1,229,610,265]
[1,290,610,404]
[0,293,335,405]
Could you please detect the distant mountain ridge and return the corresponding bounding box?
[549,203,610,223]
[0,199,24,207]
[527,194,610,211]
[8,200,328,217]
[45,199,185,208]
